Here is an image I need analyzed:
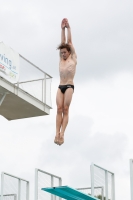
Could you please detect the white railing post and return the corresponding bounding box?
[18,179,21,200]
[112,173,115,200]
[15,194,17,200]
[35,168,38,200]
[44,74,46,105]
[130,159,133,200]
[59,178,62,200]
[51,175,54,200]
[42,79,44,102]
[105,170,108,200]
[1,172,4,200]
[90,163,94,197]
[27,181,30,200]
[101,186,104,200]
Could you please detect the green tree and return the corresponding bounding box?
[95,195,110,200]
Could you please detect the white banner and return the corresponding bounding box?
[0,42,19,83]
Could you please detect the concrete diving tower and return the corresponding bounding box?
[0,42,52,120]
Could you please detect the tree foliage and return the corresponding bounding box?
[95,194,110,200]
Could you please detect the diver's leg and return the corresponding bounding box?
[55,88,64,144]
[59,88,73,145]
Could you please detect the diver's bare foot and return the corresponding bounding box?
[59,134,64,145]
[54,133,60,145]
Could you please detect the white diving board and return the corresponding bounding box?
[42,186,99,200]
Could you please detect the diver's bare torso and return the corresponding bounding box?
[59,54,77,85]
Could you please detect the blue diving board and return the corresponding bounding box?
[42,186,99,200]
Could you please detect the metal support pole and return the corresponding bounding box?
[59,178,62,187]
[51,176,54,200]
[1,172,4,200]
[44,74,46,111]
[105,171,108,200]
[27,181,30,200]
[101,187,104,200]
[14,194,17,200]
[90,163,94,197]
[130,159,133,200]
[59,178,62,200]
[42,80,44,102]
[50,77,52,107]
[18,179,21,200]
[35,169,38,200]
[53,194,56,200]
[111,173,115,200]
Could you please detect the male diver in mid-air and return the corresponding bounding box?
[54,18,77,145]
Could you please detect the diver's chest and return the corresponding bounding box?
[60,60,74,71]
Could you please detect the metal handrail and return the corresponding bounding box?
[19,54,52,78]
[14,78,51,85]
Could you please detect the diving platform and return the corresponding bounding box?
[42,186,99,200]
[0,76,51,120]
[0,42,52,120]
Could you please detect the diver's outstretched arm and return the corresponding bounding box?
[61,19,66,43]
[66,20,77,58]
